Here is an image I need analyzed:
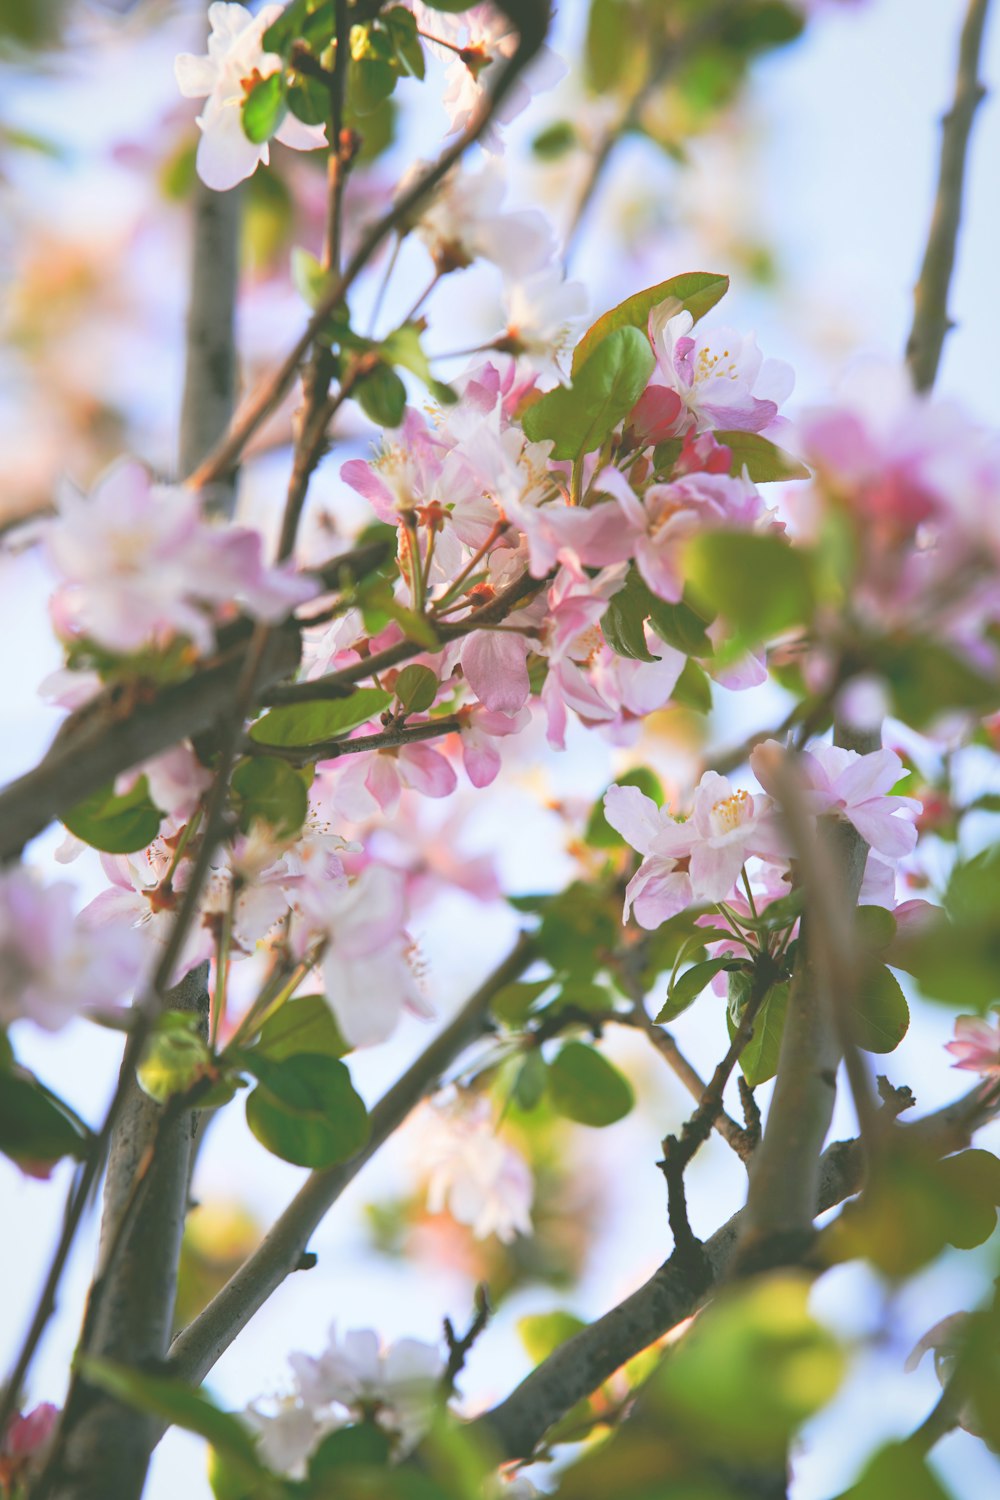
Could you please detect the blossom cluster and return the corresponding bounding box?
[244,1325,444,1475]
[604,739,919,929]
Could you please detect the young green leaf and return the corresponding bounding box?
[63,775,163,854]
[244,1053,369,1167]
[231,757,309,835]
[522,326,655,460]
[572,271,729,374]
[241,71,287,145]
[249,688,392,747]
[548,1041,634,1127]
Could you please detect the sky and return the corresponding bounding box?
[2,1,1000,1497]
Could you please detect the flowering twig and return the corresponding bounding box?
[247,715,462,768]
[167,934,538,1385]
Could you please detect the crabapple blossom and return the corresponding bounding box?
[243,1397,335,1478]
[293,864,429,1047]
[317,740,458,823]
[418,1094,534,1243]
[0,867,144,1031]
[751,740,918,860]
[0,1403,59,1489]
[944,1014,1000,1075]
[289,1326,444,1445]
[413,2,566,150]
[501,269,588,384]
[43,460,315,656]
[174,3,326,191]
[405,159,555,278]
[649,305,794,435]
[602,784,693,928]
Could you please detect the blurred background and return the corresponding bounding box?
[1,1,1000,1495]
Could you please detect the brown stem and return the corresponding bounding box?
[906,0,993,392]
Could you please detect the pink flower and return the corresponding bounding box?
[44,460,315,656]
[0,867,144,1031]
[649,305,793,436]
[597,465,777,603]
[945,1014,1000,1075]
[294,865,430,1047]
[318,741,458,822]
[175,3,326,192]
[458,705,531,788]
[602,784,693,927]
[605,770,782,916]
[751,740,918,860]
[1,1402,59,1482]
[405,158,555,278]
[288,1325,443,1446]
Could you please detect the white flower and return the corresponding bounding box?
[502,270,588,385]
[243,1395,335,1477]
[175,2,326,191]
[419,1094,534,1243]
[406,159,555,278]
[289,1326,444,1446]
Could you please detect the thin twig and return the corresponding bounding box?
[167,934,538,1385]
[442,1284,492,1395]
[185,21,550,492]
[906,0,993,391]
[247,715,462,767]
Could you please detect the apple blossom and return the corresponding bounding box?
[751,739,919,860]
[419,1094,534,1243]
[174,3,326,192]
[944,1014,1000,1075]
[243,1396,334,1478]
[649,305,794,435]
[405,159,555,278]
[289,1326,444,1444]
[501,269,588,384]
[43,460,315,656]
[292,864,430,1048]
[0,867,144,1031]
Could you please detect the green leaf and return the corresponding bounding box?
[743,889,803,934]
[645,594,714,656]
[356,362,407,427]
[586,767,664,849]
[252,995,349,1061]
[394,663,438,713]
[716,430,810,483]
[262,0,315,56]
[63,775,162,854]
[853,965,909,1054]
[685,530,815,640]
[291,246,335,309]
[518,1310,587,1363]
[491,979,553,1026]
[383,7,425,79]
[735,980,789,1087]
[231,757,309,835]
[939,1148,1000,1249]
[513,1049,549,1111]
[532,120,578,159]
[658,958,736,1022]
[654,1274,845,1466]
[0,1070,89,1170]
[78,1358,262,1480]
[250,688,392,747]
[309,1422,393,1479]
[287,72,329,125]
[244,1054,369,1167]
[138,1014,214,1103]
[572,272,729,374]
[839,1441,954,1500]
[671,658,713,712]
[241,71,287,145]
[855,905,897,953]
[522,327,655,460]
[874,637,999,728]
[534,882,620,976]
[380,323,457,406]
[548,1041,634,1127]
[601,571,658,662]
[584,0,630,93]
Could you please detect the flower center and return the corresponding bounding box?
[709,788,752,835]
[694,345,739,384]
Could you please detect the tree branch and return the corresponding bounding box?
[905,0,992,392]
[166,934,537,1387]
[470,1082,1000,1463]
[185,11,552,492]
